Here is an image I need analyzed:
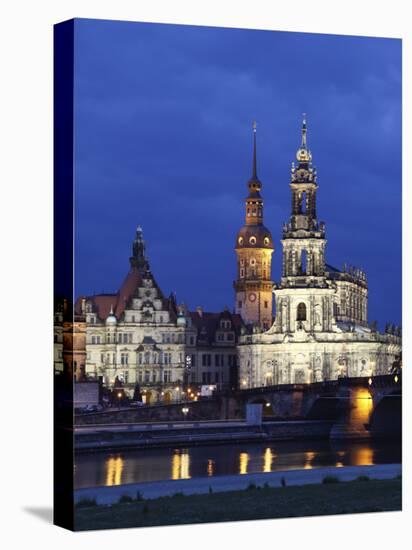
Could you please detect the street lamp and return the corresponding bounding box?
[184,355,192,394]
[182,406,189,419]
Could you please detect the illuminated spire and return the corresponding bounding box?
[296,113,312,163]
[252,120,258,181]
[301,113,307,149]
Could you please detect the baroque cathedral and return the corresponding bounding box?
[66,117,401,400]
[236,118,401,387]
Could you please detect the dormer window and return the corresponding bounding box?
[249,236,256,245]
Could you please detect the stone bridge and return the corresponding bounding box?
[76,374,401,440]
[222,374,402,439]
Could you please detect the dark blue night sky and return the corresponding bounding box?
[74,19,401,328]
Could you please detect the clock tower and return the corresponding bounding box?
[234,122,274,330]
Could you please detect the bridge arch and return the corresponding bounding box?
[249,397,274,416]
[369,392,401,438]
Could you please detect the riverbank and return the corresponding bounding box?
[75,419,334,451]
[74,474,402,531]
[74,463,401,504]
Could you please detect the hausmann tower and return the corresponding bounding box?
[234,122,274,330]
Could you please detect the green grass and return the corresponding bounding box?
[322,475,340,484]
[74,478,401,531]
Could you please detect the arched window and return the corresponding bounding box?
[300,250,307,275]
[301,192,307,213]
[297,302,307,321]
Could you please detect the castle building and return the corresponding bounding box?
[237,118,401,387]
[234,122,274,331]
[75,227,241,401]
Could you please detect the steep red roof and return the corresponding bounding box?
[114,267,143,319]
[75,267,143,322]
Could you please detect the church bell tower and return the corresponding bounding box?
[234,122,274,330]
[273,116,335,335]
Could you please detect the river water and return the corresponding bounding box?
[74,440,401,489]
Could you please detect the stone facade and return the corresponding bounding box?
[238,118,401,388]
[75,227,242,402]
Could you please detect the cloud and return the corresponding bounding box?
[73,20,401,325]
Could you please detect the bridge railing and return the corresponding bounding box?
[229,374,401,396]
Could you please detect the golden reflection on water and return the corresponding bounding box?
[171,450,191,480]
[207,459,215,477]
[303,451,316,470]
[352,447,374,466]
[105,456,124,486]
[263,448,274,473]
[349,388,373,426]
[239,452,249,475]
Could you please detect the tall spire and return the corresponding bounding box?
[301,113,307,149]
[251,120,258,181]
[296,113,312,164]
[130,225,150,271]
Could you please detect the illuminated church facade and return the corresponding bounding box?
[71,117,401,398]
[236,119,401,388]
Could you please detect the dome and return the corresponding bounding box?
[177,315,187,327]
[236,224,274,249]
[105,306,117,326]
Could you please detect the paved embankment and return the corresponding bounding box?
[74,463,401,505]
[75,419,333,451]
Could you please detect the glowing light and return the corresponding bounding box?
[352,447,374,466]
[304,451,316,470]
[239,452,249,475]
[394,375,399,383]
[207,459,215,477]
[263,448,274,473]
[348,387,373,427]
[171,450,191,480]
[265,402,271,408]
[368,377,372,386]
[105,456,124,486]
[117,392,122,398]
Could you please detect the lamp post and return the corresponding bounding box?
[184,355,192,394]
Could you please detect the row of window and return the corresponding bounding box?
[201,372,221,384]
[201,354,237,367]
[90,332,235,346]
[97,352,236,368]
[135,370,172,383]
[237,300,269,309]
[101,351,179,366]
